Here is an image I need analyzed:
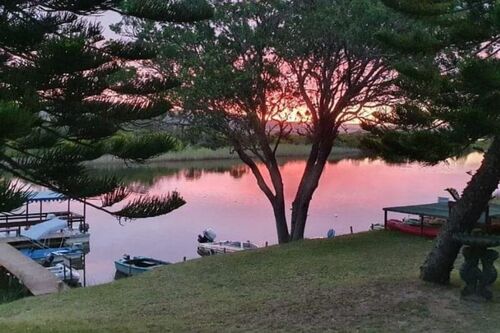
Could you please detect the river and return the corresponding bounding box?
[28,153,491,285]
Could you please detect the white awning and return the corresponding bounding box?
[21,216,67,240]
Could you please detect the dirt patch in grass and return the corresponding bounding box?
[215,278,500,332]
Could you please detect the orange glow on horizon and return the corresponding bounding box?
[273,105,389,124]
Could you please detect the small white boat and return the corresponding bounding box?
[371,223,385,231]
[196,229,258,256]
[63,230,90,247]
[197,228,258,256]
[46,263,80,286]
[197,240,258,256]
[114,255,170,277]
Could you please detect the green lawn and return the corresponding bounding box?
[1,231,500,332]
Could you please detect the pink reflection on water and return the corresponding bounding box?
[34,154,491,284]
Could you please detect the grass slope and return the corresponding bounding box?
[1,232,500,332]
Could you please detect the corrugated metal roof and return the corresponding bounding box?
[27,191,67,203]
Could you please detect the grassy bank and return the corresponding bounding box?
[1,231,500,332]
[89,144,362,165]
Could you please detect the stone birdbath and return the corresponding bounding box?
[454,232,500,300]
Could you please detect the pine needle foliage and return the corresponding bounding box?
[0,181,30,213]
[362,0,500,164]
[114,191,186,219]
[0,0,212,215]
[101,186,131,207]
[121,0,214,23]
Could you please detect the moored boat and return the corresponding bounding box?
[197,229,258,256]
[197,240,258,256]
[20,243,84,266]
[62,230,90,249]
[370,223,385,231]
[114,255,170,276]
[386,219,440,238]
[46,263,80,286]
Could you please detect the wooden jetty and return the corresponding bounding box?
[0,191,89,293]
[1,234,81,250]
[0,242,63,295]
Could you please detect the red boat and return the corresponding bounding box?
[386,219,440,238]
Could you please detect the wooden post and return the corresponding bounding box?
[83,254,86,287]
[69,260,73,283]
[350,226,353,234]
[183,256,186,262]
[83,199,87,221]
[67,199,71,228]
[63,262,67,282]
[14,216,19,236]
[66,198,73,229]
[384,210,388,230]
[420,215,424,237]
[265,241,268,247]
[25,202,29,224]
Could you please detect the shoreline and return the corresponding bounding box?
[87,144,363,166]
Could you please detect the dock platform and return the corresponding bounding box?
[0,243,63,296]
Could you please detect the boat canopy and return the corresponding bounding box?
[27,191,67,203]
[21,215,67,240]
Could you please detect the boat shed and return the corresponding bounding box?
[383,201,500,231]
[0,190,86,237]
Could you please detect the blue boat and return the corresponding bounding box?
[20,245,83,264]
[114,255,170,276]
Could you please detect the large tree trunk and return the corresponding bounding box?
[234,141,290,244]
[290,138,334,240]
[272,193,290,243]
[420,135,500,284]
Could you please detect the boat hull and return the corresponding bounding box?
[114,261,151,276]
[20,247,84,266]
[386,219,440,238]
[197,241,258,257]
[63,232,90,251]
[197,246,239,256]
[114,257,169,277]
[47,263,80,286]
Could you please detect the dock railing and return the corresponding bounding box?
[0,211,85,237]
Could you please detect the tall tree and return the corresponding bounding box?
[278,0,396,240]
[362,0,500,283]
[0,1,213,217]
[138,0,395,242]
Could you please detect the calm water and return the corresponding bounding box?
[30,153,492,285]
